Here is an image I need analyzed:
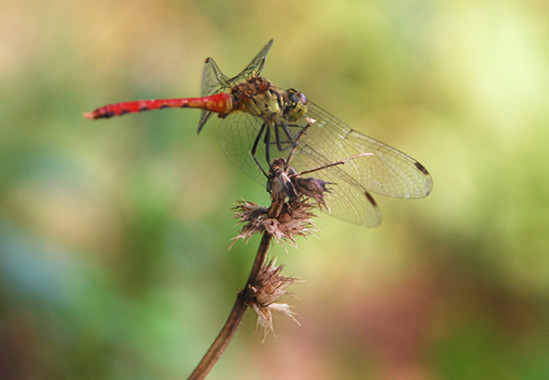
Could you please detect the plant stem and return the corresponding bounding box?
[187,232,272,380]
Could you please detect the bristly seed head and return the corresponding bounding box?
[244,259,302,341]
[232,199,319,247]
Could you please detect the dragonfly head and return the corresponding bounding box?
[283,89,308,122]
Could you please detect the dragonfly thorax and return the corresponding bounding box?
[230,77,308,123]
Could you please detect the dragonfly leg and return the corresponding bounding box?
[263,123,272,168]
[275,124,293,152]
[281,123,299,145]
[285,122,312,168]
[251,122,269,178]
[272,123,299,152]
[274,123,285,151]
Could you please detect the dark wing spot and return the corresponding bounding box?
[414,161,429,175]
[364,191,377,207]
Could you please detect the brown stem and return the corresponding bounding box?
[247,233,273,284]
[187,232,272,380]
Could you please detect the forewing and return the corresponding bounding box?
[228,39,274,84]
[303,102,433,198]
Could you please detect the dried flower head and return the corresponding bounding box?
[243,259,301,341]
[232,198,319,246]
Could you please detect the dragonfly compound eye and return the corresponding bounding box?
[284,89,308,122]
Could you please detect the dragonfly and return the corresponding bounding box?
[84,40,432,227]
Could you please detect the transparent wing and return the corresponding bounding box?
[303,102,433,199]
[290,143,382,226]
[201,39,274,97]
[217,112,266,184]
[198,40,274,133]
[227,39,273,84]
[216,112,383,226]
[200,57,230,97]
[198,58,231,132]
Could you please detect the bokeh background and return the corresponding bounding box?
[2,0,548,379]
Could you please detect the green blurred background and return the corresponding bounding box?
[1,0,548,379]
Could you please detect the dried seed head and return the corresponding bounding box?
[233,199,319,247]
[245,259,301,341]
[231,201,269,244]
